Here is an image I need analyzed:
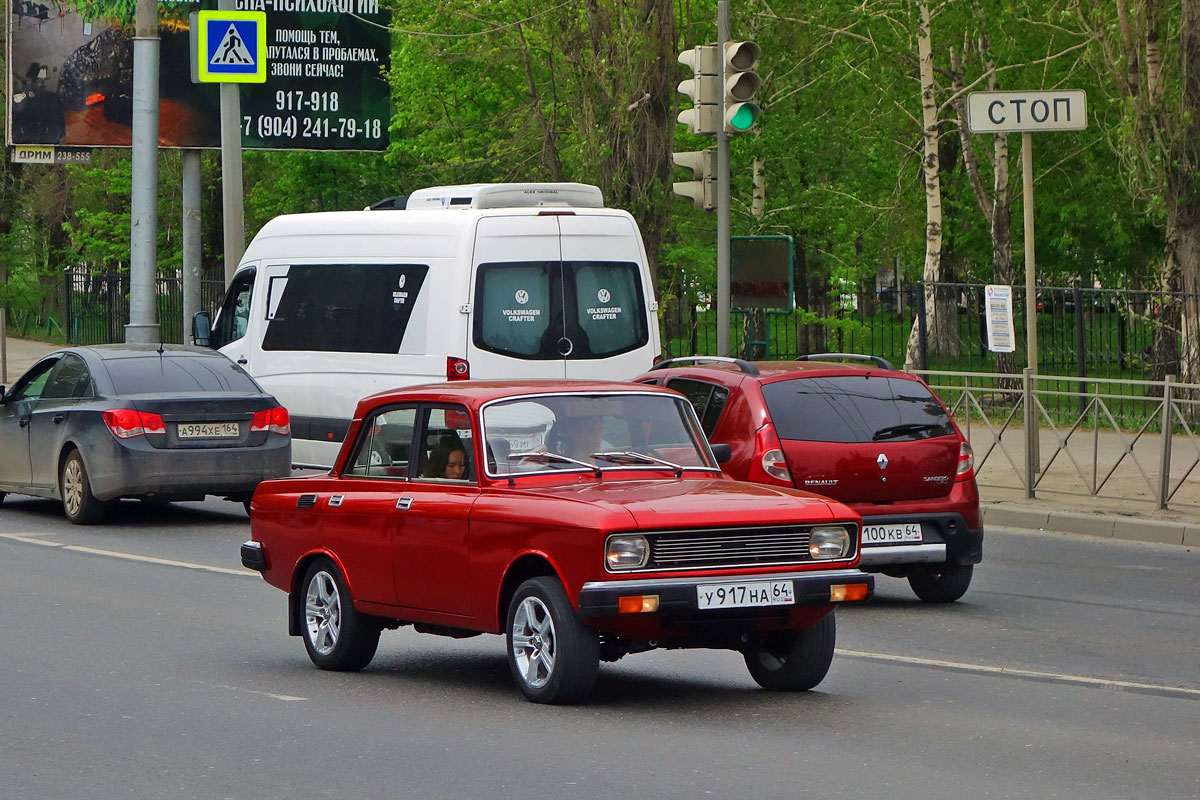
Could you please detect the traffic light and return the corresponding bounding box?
[672,149,716,211]
[723,40,761,133]
[677,45,720,136]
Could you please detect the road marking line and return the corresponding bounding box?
[838,648,1200,698]
[0,533,61,547]
[200,681,307,702]
[0,533,256,577]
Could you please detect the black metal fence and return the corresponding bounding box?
[659,282,1200,384]
[63,269,226,346]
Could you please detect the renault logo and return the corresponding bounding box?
[877,453,889,470]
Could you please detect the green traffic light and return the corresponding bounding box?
[728,102,760,132]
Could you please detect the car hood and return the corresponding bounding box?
[510,477,853,530]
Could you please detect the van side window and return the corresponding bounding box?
[347,407,417,478]
[566,261,647,358]
[262,264,429,353]
[212,269,256,349]
[474,262,557,359]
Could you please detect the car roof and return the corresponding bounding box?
[360,379,677,409]
[64,344,225,361]
[643,357,914,384]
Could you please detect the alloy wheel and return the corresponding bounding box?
[305,571,342,656]
[511,596,557,689]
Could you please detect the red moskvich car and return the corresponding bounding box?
[242,380,873,703]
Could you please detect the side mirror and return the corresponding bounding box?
[709,443,732,464]
[0,385,6,403]
[191,311,213,348]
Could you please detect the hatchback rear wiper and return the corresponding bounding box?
[871,423,945,441]
[592,451,684,477]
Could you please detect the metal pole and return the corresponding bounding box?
[716,0,731,357]
[1023,366,1036,499]
[1074,286,1086,417]
[127,0,161,344]
[219,0,246,286]
[1,307,7,383]
[1022,131,1038,471]
[182,151,203,340]
[1158,374,1174,509]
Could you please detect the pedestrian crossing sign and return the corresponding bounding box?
[197,10,267,83]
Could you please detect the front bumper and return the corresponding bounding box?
[858,512,983,568]
[577,568,874,618]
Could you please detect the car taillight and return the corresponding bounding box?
[447,356,470,381]
[751,424,793,487]
[251,406,291,435]
[103,409,165,438]
[956,440,975,480]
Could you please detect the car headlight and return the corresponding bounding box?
[809,527,850,559]
[606,535,649,570]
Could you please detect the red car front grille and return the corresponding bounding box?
[647,525,854,571]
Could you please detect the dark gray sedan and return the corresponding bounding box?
[0,345,291,524]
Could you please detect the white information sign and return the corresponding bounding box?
[984,285,1016,354]
[967,91,1087,133]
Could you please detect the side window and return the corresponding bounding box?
[473,262,557,359]
[212,269,256,349]
[346,407,417,478]
[666,378,728,438]
[7,357,59,403]
[566,261,648,359]
[262,264,429,353]
[417,406,474,482]
[41,354,92,401]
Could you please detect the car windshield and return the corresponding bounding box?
[104,354,262,395]
[761,375,954,443]
[480,392,717,476]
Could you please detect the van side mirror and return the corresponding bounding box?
[0,385,6,403]
[710,443,732,463]
[192,311,213,348]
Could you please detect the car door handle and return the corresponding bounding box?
[18,417,29,428]
[237,357,248,364]
[396,497,413,510]
[53,414,65,424]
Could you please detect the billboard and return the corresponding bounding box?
[731,235,795,311]
[7,0,389,151]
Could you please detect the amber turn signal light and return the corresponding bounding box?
[618,595,660,614]
[830,583,870,602]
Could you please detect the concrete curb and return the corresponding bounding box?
[983,504,1193,547]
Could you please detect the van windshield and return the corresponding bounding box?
[473,260,646,360]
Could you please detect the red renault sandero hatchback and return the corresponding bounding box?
[636,354,982,603]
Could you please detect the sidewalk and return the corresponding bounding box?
[3,335,1196,546]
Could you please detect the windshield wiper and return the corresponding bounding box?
[508,451,602,477]
[592,451,685,477]
[872,422,945,441]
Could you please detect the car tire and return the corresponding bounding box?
[60,449,106,525]
[506,576,600,704]
[908,563,974,603]
[300,558,381,671]
[743,612,836,692]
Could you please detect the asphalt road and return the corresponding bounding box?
[1,495,1197,800]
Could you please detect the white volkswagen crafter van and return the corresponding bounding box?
[195,182,662,468]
